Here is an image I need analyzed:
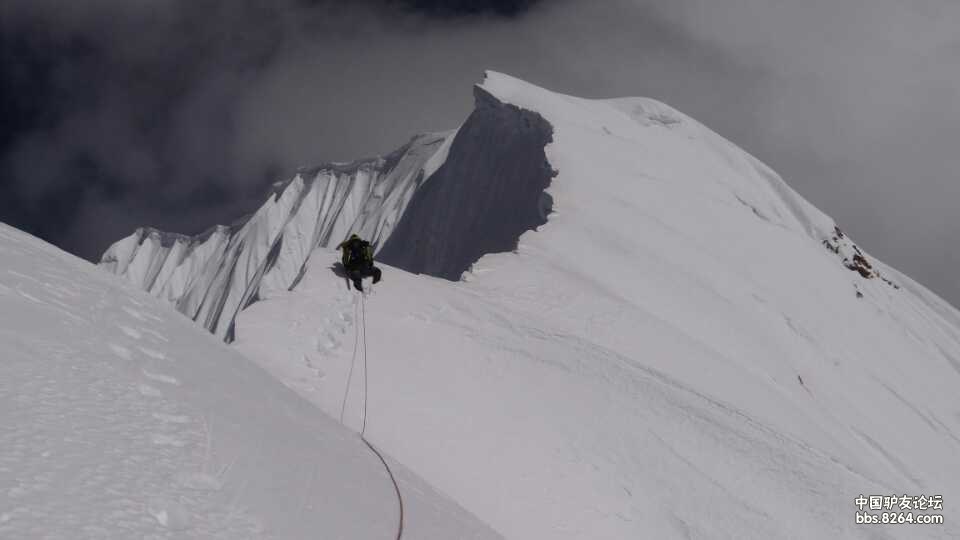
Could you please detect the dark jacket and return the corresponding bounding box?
[338,236,374,269]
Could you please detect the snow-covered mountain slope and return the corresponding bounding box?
[0,223,500,539]
[100,130,456,341]
[230,73,960,539]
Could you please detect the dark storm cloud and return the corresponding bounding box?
[389,0,541,17]
[0,0,545,261]
[1,0,291,258]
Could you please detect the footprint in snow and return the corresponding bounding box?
[315,332,340,352]
[302,354,326,378]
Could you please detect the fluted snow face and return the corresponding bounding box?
[99,131,454,340]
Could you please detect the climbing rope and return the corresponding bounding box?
[339,294,361,425]
[362,435,404,540]
[361,291,369,436]
[340,287,404,540]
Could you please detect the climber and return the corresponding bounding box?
[337,234,382,292]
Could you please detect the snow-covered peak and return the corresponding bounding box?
[102,71,913,344]
[480,69,837,240]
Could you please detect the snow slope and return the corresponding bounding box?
[0,222,501,539]
[232,73,960,539]
[100,131,455,341]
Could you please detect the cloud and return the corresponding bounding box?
[0,0,550,261]
[634,0,960,302]
[389,0,544,17]
[1,0,958,307]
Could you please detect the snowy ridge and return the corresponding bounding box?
[0,222,501,539]
[100,131,454,340]
[232,73,960,539]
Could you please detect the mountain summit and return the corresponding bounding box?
[101,72,960,539]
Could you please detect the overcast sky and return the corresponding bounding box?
[1,0,958,307]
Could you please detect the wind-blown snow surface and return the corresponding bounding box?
[0,223,500,539]
[234,73,960,539]
[100,131,455,341]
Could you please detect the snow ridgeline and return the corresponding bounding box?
[100,131,456,341]
[102,71,900,345]
[100,79,565,343]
